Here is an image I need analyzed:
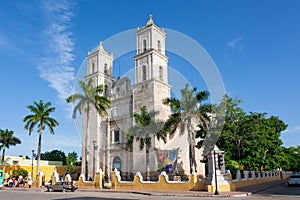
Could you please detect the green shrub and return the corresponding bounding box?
[12,168,28,179]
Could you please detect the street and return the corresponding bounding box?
[0,181,299,200]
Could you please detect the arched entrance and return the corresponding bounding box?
[113,156,121,171]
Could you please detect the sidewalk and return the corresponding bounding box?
[1,180,286,198]
[77,188,251,197]
[1,186,47,192]
[2,186,250,197]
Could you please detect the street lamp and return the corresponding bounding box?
[213,150,220,195]
[31,150,36,179]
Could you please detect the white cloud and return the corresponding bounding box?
[227,37,243,48]
[0,33,27,55]
[37,0,76,102]
[283,125,300,133]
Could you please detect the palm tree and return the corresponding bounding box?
[160,84,211,173]
[0,129,21,166]
[23,100,59,184]
[128,106,166,180]
[66,78,111,178]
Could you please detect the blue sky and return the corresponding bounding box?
[0,0,299,158]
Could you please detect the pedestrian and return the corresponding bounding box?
[65,173,72,184]
[28,176,32,188]
[12,177,16,188]
[8,178,12,187]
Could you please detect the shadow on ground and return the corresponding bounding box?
[53,198,138,200]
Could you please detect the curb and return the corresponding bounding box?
[77,189,252,197]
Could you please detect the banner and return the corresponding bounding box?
[153,148,179,173]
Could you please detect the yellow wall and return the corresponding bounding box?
[2,165,81,182]
[78,171,104,189]
[110,171,206,191]
[74,169,289,192]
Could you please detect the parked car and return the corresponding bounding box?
[0,170,4,189]
[288,174,300,186]
[47,182,76,192]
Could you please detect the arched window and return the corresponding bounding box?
[157,40,161,52]
[143,40,147,52]
[113,156,121,171]
[104,85,108,96]
[104,63,108,75]
[114,130,120,143]
[159,66,163,81]
[142,65,146,81]
[92,62,95,73]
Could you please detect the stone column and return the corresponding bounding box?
[205,145,234,192]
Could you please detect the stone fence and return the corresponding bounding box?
[110,169,206,191]
[77,170,104,189]
[77,169,289,192]
[227,170,289,189]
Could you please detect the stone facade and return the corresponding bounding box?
[82,16,205,180]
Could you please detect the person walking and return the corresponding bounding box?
[12,177,16,188]
[28,176,32,188]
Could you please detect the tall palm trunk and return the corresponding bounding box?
[187,117,196,173]
[84,105,90,179]
[36,126,42,186]
[1,148,5,166]
[145,138,150,181]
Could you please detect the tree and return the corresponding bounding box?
[0,129,21,166]
[41,150,66,165]
[216,95,246,170]
[128,106,166,180]
[216,95,287,171]
[161,84,211,173]
[23,100,59,184]
[66,79,111,178]
[281,146,300,172]
[66,151,80,175]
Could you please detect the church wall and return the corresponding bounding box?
[82,17,206,180]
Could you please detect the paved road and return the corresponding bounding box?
[0,181,299,200]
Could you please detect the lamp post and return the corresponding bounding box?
[31,150,36,179]
[213,150,220,195]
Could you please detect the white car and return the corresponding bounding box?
[288,174,300,186]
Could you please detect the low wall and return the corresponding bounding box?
[228,170,289,189]
[2,165,80,181]
[2,165,81,188]
[111,170,206,191]
[77,171,104,189]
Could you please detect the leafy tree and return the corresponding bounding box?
[41,150,66,165]
[128,106,166,180]
[23,100,59,183]
[12,168,28,179]
[161,84,211,173]
[0,129,21,166]
[65,152,80,175]
[216,95,287,171]
[281,146,300,172]
[66,79,111,178]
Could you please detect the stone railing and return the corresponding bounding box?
[227,170,289,189]
[111,169,206,191]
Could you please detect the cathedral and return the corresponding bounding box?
[81,16,205,180]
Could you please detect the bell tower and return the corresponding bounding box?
[133,15,170,119]
[132,15,171,174]
[86,41,114,96]
[82,42,114,179]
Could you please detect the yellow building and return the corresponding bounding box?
[1,156,80,185]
